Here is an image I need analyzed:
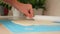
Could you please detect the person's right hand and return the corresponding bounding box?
[14,3,34,18]
[3,0,34,18]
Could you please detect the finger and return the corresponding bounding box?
[28,7,34,18]
[25,9,33,18]
[22,10,31,18]
[23,11,30,17]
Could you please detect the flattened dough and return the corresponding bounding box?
[12,20,60,26]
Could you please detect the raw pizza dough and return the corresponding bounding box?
[12,20,60,26]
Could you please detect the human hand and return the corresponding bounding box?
[13,2,34,18]
[3,0,34,18]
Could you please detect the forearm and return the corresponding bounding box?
[4,0,23,7]
[3,0,13,4]
[3,0,23,9]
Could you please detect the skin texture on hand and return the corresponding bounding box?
[3,0,33,18]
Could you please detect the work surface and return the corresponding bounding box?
[0,20,60,34]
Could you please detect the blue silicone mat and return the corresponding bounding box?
[0,20,60,33]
